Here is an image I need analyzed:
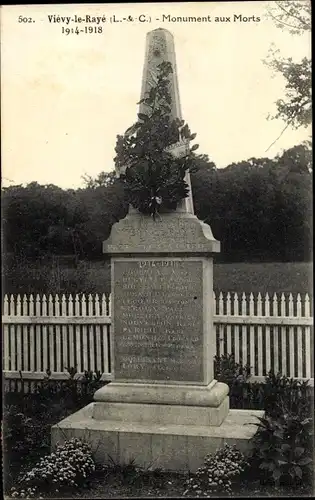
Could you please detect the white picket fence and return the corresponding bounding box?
[2,292,313,389]
[214,291,313,381]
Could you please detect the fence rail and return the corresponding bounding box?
[2,292,313,387]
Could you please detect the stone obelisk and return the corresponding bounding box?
[139,28,194,214]
[52,28,263,472]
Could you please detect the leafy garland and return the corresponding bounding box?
[114,61,199,218]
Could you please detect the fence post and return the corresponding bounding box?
[257,293,263,376]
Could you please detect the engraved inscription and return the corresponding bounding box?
[113,260,203,382]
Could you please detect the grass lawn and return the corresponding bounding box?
[4,260,312,299]
[82,260,313,297]
[213,261,313,296]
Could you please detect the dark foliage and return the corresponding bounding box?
[215,356,314,489]
[3,370,105,492]
[214,353,251,385]
[250,408,313,488]
[266,1,311,129]
[191,145,312,262]
[262,371,313,418]
[2,143,311,287]
[214,355,313,414]
[249,374,313,488]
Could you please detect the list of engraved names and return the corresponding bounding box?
[113,260,204,382]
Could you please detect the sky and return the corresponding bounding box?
[1,2,311,189]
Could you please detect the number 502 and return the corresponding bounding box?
[18,16,33,23]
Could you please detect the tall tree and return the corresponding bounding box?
[268,0,311,34]
[265,1,311,149]
[1,182,81,258]
[82,171,117,189]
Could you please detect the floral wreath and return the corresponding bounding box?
[114,61,199,219]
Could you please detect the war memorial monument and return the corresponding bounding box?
[52,28,262,472]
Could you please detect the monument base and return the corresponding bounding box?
[52,405,263,472]
[52,381,263,472]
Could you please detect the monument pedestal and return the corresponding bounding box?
[52,212,263,471]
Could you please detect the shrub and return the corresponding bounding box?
[263,371,313,418]
[10,438,96,498]
[3,369,105,492]
[3,404,49,465]
[4,368,104,415]
[29,368,104,410]
[183,443,248,496]
[250,410,313,487]
[106,456,141,486]
[250,373,314,489]
[214,353,251,386]
[213,363,314,489]
[214,357,313,415]
[214,354,264,409]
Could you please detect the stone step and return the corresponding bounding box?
[52,406,264,472]
[92,399,229,426]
